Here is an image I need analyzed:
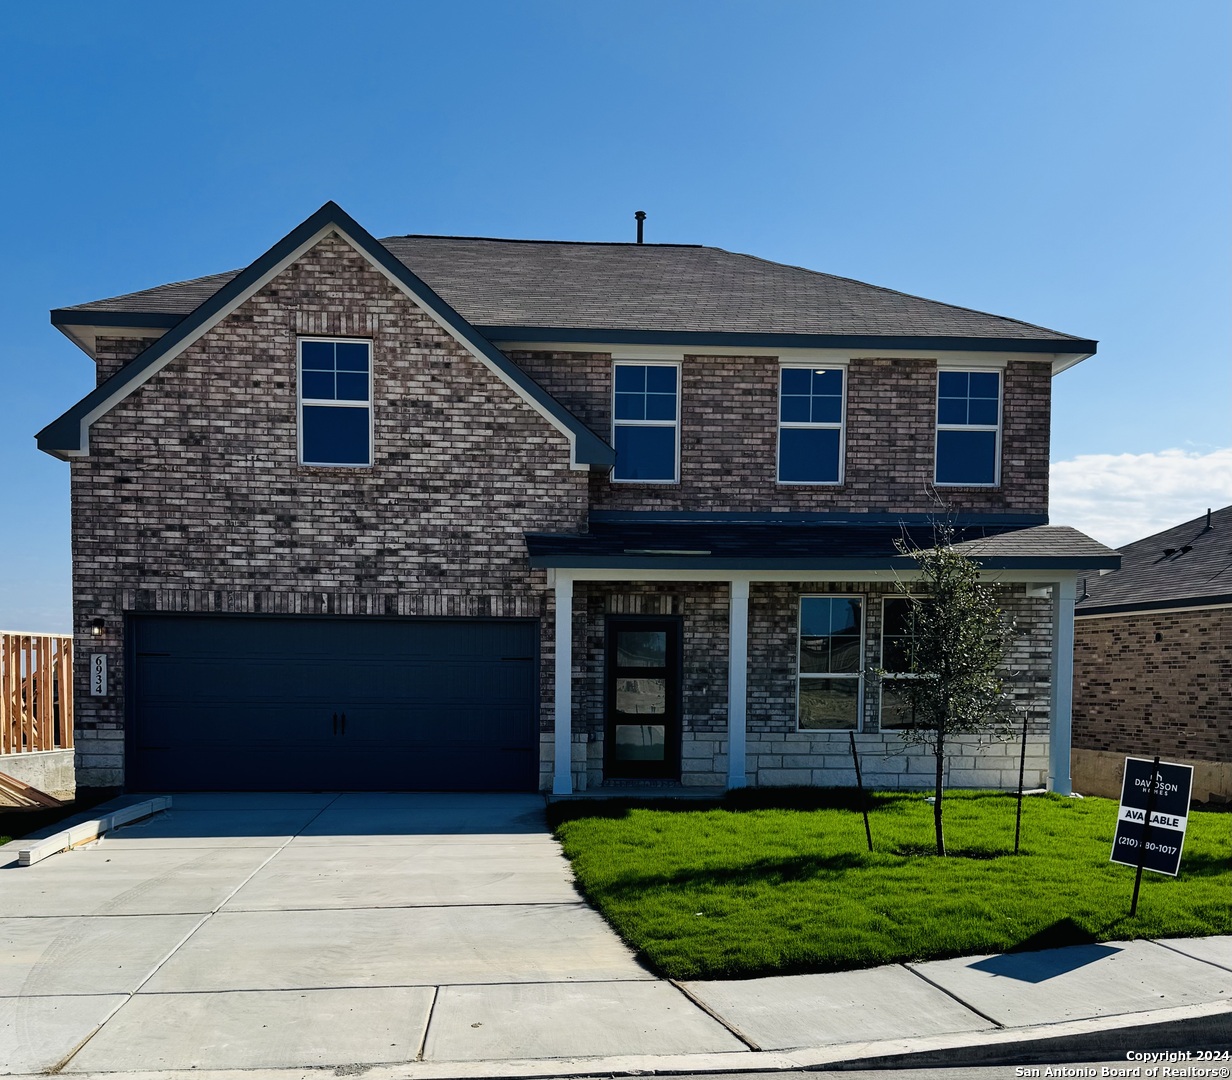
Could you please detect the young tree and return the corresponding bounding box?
[887,528,1016,856]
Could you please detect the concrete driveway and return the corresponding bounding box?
[0,793,743,1073]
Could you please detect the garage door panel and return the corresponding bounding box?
[340,705,537,747]
[134,703,338,748]
[134,658,359,705]
[128,615,539,792]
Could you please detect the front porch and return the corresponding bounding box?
[529,518,1118,797]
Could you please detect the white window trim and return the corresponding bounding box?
[776,362,847,486]
[934,365,1002,487]
[297,337,374,468]
[610,359,681,484]
[879,594,923,730]
[796,593,865,733]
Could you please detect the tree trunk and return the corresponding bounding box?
[934,729,946,856]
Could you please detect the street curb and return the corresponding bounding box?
[801,999,1232,1071]
[16,796,172,866]
[17,999,1229,1080]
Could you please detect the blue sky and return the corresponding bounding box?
[2,1,1229,631]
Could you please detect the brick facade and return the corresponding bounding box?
[1072,606,1232,764]
[72,232,586,787]
[68,231,1061,793]
[515,352,1051,517]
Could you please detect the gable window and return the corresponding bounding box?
[798,595,863,730]
[935,369,1000,485]
[612,362,679,482]
[880,596,922,729]
[778,366,844,484]
[299,339,372,467]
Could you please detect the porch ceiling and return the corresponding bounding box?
[525,521,1120,573]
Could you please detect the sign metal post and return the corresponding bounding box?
[848,731,873,853]
[1129,756,1159,918]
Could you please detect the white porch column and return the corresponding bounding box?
[727,578,749,789]
[1048,576,1077,796]
[552,573,575,796]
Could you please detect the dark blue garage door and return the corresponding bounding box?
[127,615,539,792]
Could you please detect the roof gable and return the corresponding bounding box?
[37,203,615,468]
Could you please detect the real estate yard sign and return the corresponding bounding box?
[1111,757,1194,877]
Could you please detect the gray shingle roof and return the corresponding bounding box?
[1075,506,1232,615]
[55,235,1092,346]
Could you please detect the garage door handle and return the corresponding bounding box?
[341,712,347,735]
[332,712,338,736]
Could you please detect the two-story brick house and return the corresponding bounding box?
[38,202,1117,798]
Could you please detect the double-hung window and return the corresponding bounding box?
[778,366,844,484]
[299,339,372,467]
[798,595,864,730]
[612,362,679,482]
[880,596,922,729]
[935,369,1000,485]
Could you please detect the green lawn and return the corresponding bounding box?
[551,790,1232,980]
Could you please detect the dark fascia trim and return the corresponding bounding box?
[485,326,1099,355]
[1075,593,1232,618]
[588,510,1049,527]
[47,317,1099,358]
[50,310,183,329]
[529,554,1122,571]
[38,202,615,467]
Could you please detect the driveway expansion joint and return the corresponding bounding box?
[416,986,439,1062]
[900,961,1006,1028]
[667,978,762,1051]
[1149,935,1232,973]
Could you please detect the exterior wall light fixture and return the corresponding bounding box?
[90,618,105,639]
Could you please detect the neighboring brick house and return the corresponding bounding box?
[1072,506,1232,802]
[38,202,1117,797]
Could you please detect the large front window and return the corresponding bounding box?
[798,595,863,730]
[612,363,679,482]
[935,369,1000,485]
[778,366,844,484]
[299,339,372,466]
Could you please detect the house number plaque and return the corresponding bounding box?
[90,653,108,696]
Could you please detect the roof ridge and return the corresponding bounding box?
[721,248,1089,342]
[1115,504,1232,552]
[383,234,705,249]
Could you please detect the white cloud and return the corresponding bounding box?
[1050,447,1232,548]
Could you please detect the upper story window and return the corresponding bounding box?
[612,362,679,483]
[778,366,844,484]
[798,595,864,731]
[935,369,1000,486]
[299,339,372,467]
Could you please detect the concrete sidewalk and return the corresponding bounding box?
[1,793,1228,1078]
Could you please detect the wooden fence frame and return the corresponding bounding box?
[1,632,74,755]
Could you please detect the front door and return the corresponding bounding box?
[604,616,682,780]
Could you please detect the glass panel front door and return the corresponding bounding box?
[605,617,681,779]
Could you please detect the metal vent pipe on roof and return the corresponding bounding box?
[635,210,646,244]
